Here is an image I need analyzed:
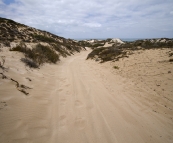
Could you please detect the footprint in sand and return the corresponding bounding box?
[58,88,63,92]
[66,91,70,94]
[75,117,86,130]
[75,100,83,107]
[64,83,70,87]
[59,115,66,126]
[59,78,66,81]
[60,99,66,105]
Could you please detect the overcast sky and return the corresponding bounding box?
[0,0,173,39]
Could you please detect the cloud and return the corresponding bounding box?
[0,0,173,38]
[84,23,102,28]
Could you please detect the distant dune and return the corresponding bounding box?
[110,38,124,44]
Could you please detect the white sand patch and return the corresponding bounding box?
[110,38,124,44]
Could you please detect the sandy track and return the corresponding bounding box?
[51,51,119,143]
[50,49,173,143]
[0,49,173,143]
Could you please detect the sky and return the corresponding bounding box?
[0,0,173,39]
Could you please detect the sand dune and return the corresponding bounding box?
[0,48,173,143]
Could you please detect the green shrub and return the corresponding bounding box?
[33,34,56,43]
[169,58,173,62]
[113,66,119,69]
[52,44,70,57]
[106,38,112,42]
[11,43,59,67]
[78,41,92,47]
[34,44,59,63]
[169,52,173,57]
[92,43,104,47]
[87,47,105,59]
[3,41,11,47]
[87,46,127,62]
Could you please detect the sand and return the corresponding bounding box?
[0,48,173,143]
[103,42,113,47]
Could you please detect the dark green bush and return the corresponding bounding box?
[52,44,70,57]
[33,34,56,43]
[10,42,26,52]
[3,41,11,47]
[169,52,173,57]
[78,41,92,47]
[11,43,59,67]
[113,66,119,69]
[33,44,59,63]
[92,43,104,48]
[87,46,127,62]
[169,58,173,62]
[87,47,105,59]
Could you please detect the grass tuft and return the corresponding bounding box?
[113,66,119,69]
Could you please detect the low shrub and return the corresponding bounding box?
[33,34,56,43]
[3,41,11,47]
[87,47,105,59]
[169,58,173,62]
[33,44,59,64]
[169,52,173,57]
[92,43,104,48]
[52,44,70,57]
[113,66,119,69]
[21,58,39,68]
[10,45,26,52]
[11,43,59,67]
[87,46,128,62]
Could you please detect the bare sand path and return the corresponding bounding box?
[50,49,173,143]
[0,49,173,143]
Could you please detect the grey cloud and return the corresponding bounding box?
[0,0,173,38]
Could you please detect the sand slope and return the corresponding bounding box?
[0,48,173,143]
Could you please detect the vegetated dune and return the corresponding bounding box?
[91,47,173,112]
[87,38,173,62]
[86,49,173,143]
[86,39,173,114]
[85,39,173,142]
[0,17,85,94]
[0,17,85,58]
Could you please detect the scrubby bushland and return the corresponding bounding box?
[87,47,127,63]
[125,39,173,49]
[92,43,105,48]
[78,41,92,47]
[10,42,26,52]
[51,43,71,57]
[87,39,173,63]
[3,41,11,47]
[169,52,173,57]
[78,41,105,49]
[10,42,59,67]
[33,44,59,64]
[32,34,57,43]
